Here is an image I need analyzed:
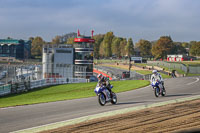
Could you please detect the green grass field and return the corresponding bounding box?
[0,80,149,108]
[135,70,152,75]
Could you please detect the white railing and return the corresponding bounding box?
[30,78,87,89]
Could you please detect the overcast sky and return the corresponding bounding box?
[0,0,199,42]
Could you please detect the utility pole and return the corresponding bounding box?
[129,56,131,78]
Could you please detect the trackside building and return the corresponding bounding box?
[0,39,31,61]
[42,31,95,79]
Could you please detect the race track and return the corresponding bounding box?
[0,77,200,133]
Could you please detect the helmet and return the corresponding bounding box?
[152,70,158,74]
[97,74,103,79]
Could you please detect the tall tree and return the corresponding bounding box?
[93,34,104,58]
[99,41,105,57]
[102,32,114,57]
[173,42,186,54]
[151,36,174,59]
[120,38,127,57]
[189,41,200,56]
[125,38,134,57]
[31,36,45,58]
[136,39,152,56]
[111,37,121,57]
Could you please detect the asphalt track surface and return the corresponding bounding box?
[0,77,200,133]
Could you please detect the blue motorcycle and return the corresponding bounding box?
[151,80,166,97]
[94,85,117,106]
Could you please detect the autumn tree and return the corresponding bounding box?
[66,37,75,44]
[136,39,152,56]
[51,36,61,45]
[151,36,174,59]
[189,41,197,48]
[31,36,45,58]
[125,38,134,57]
[181,42,189,48]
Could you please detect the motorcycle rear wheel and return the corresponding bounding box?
[111,92,117,104]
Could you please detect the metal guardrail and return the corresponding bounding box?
[0,78,87,96]
[0,84,11,96]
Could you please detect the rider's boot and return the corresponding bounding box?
[107,87,112,98]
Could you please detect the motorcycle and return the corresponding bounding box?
[151,80,166,97]
[94,85,117,106]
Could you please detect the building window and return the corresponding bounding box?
[75,52,93,60]
[2,45,9,54]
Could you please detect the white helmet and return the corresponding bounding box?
[152,70,158,74]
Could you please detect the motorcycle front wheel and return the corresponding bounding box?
[111,92,117,104]
[161,87,166,96]
[98,93,106,106]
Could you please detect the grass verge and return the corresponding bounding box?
[0,80,149,108]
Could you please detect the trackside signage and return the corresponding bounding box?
[131,57,142,61]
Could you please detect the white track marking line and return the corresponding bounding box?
[1,107,14,110]
[187,77,199,85]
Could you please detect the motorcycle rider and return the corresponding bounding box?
[97,74,112,97]
[150,70,165,91]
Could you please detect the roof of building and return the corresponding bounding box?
[0,39,31,44]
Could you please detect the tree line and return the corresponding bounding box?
[30,32,200,59]
[94,33,200,59]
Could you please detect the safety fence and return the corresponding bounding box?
[149,61,200,74]
[188,66,200,74]
[0,78,87,96]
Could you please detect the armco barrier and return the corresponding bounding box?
[0,78,87,96]
[93,69,113,80]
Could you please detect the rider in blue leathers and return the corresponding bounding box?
[97,74,112,96]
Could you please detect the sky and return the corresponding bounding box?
[0,0,200,43]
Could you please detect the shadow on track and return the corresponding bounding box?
[165,93,193,97]
[114,101,152,105]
